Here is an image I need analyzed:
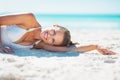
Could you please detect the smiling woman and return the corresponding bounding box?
[0,13,72,52]
[0,13,117,55]
[40,25,71,46]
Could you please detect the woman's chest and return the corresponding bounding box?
[24,30,40,42]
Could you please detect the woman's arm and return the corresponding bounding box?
[34,42,116,55]
[33,42,70,52]
[0,13,40,53]
[0,13,40,29]
[71,45,116,55]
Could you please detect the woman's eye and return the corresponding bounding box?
[53,30,56,35]
[51,30,55,35]
[52,39,55,44]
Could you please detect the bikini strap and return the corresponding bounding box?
[26,27,41,31]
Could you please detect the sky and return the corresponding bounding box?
[0,0,120,14]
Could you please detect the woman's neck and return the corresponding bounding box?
[34,28,42,40]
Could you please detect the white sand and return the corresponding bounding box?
[0,30,120,80]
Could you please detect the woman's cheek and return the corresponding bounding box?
[47,39,52,45]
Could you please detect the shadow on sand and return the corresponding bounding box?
[1,48,80,58]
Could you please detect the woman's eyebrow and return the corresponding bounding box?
[54,30,56,35]
[53,38,55,44]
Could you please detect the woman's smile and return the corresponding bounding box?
[41,31,48,40]
[44,31,48,40]
[42,29,54,40]
[40,27,64,45]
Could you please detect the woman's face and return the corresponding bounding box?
[40,26,64,45]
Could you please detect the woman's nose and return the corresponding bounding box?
[49,30,54,35]
[48,33,53,39]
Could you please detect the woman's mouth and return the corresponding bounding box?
[43,32,48,40]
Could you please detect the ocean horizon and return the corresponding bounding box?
[1,12,120,30]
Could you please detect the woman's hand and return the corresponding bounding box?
[73,45,117,55]
[0,46,14,54]
[97,47,116,55]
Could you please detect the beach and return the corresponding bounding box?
[0,30,120,80]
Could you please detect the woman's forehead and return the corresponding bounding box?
[52,26,60,30]
[54,30,64,45]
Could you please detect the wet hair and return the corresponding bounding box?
[56,25,73,47]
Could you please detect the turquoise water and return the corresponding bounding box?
[0,13,120,30]
[35,14,120,30]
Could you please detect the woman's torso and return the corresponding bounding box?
[1,25,41,48]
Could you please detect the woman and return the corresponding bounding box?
[0,13,116,55]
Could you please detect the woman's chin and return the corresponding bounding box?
[40,32,44,38]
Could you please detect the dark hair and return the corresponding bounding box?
[56,25,74,47]
[33,25,79,49]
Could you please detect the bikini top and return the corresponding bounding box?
[1,25,41,42]
[1,25,41,48]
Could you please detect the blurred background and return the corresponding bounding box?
[0,0,120,30]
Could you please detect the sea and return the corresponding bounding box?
[0,12,120,30]
[0,12,120,57]
[34,13,120,30]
